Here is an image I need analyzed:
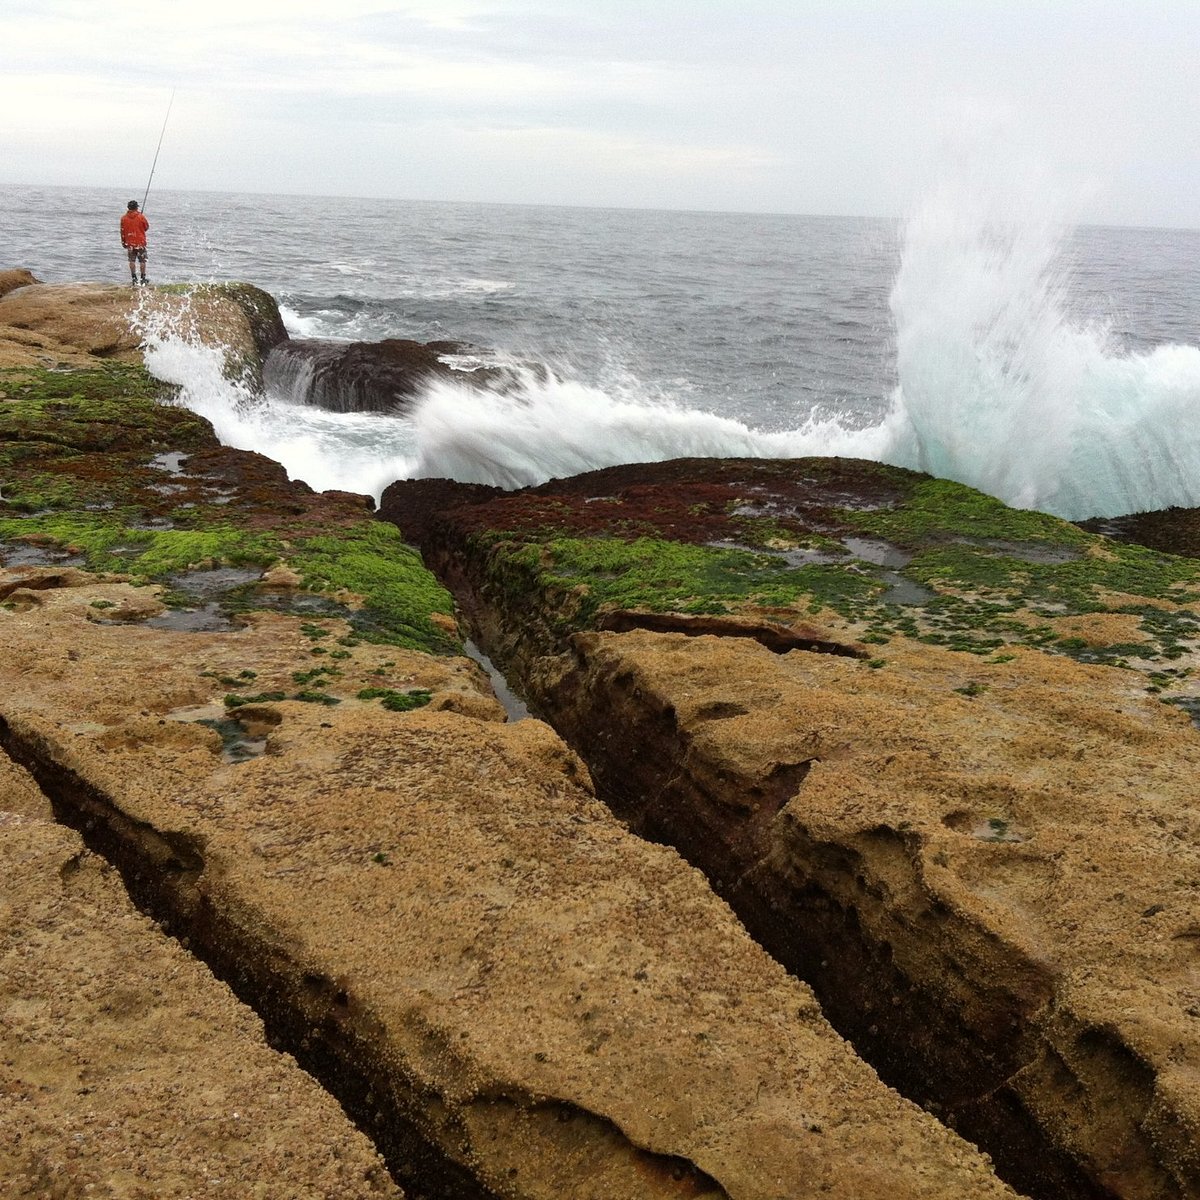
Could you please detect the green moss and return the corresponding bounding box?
[225,692,288,707]
[492,536,881,626]
[288,523,457,652]
[292,666,339,684]
[954,681,988,697]
[0,364,169,405]
[0,515,278,577]
[847,477,1089,548]
[1,369,457,654]
[0,367,204,454]
[357,686,433,712]
[0,510,456,653]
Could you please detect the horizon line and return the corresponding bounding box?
[3,178,1199,235]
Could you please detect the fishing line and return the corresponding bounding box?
[141,89,176,215]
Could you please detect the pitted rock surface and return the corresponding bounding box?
[395,455,1200,1199]
[0,819,400,1199]
[0,568,1020,1200]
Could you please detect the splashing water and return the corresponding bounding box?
[886,182,1200,519]
[406,370,895,489]
[130,190,1200,520]
[133,294,418,499]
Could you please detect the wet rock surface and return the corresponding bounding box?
[1078,504,1200,561]
[394,456,1200,1200]
[0,280,282,377]
[265,337,516,413]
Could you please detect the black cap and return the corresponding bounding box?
[127,200,139,210]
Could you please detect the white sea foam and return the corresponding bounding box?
[134,299,417,501]
[131,184,1200,521]
[406,369,895,489]
[278,304,332,339]
[883,180,1200,518]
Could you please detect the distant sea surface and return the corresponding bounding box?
[2,182,1199,519]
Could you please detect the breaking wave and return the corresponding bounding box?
[134,185,1200,520]
[884,181,1200,519]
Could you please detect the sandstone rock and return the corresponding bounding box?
[0,307,1025,1196]
[259,563,304,589]
[0,819,400,1199]
[0,565,98,599]
[0,280,286,385]
[0,268,39,299]
[0,569,1020,1200]
[0,751,52,822]
[381,477,505,545]
[395,455,1200,1199]
[0,283,144,366]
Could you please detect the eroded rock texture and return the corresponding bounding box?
[388,457,1200,1200]
[0,308,1021,1199]
[0,569,1018,1200]
[1,767,400,1200]
[0,280,284,382]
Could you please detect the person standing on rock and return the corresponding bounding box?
[120,201,149,286]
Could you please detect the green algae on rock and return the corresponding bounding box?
[1,366,457,654]
[383,456,1200,1199]
[383,456,1200,685]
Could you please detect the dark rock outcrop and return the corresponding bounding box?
[265,337,514,413]
[1077,505,1200,560]
[381,477,504,544]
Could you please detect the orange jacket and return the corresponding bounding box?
[120,211,149,248]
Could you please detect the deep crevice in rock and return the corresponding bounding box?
[0,714,733,1200]
[596,609,869,657]
[0,715,503,1200]
[443,615,1126,1200]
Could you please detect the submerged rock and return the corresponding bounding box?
[264,336,517,412]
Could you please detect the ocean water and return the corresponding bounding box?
[3,182,1199,519]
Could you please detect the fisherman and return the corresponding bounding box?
[120,200,150,286]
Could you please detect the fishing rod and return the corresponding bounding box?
[141,89,176,215]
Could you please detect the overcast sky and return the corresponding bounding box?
[5,0,1199,226]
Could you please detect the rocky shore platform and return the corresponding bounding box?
[2,272,1197,1200]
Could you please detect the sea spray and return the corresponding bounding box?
[126,206,1200,522]
[132,291,418,499]
[886,181,1200,519]
[406,369,895,489]
[134,288,895,499]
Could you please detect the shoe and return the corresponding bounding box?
[140,278,148,286]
